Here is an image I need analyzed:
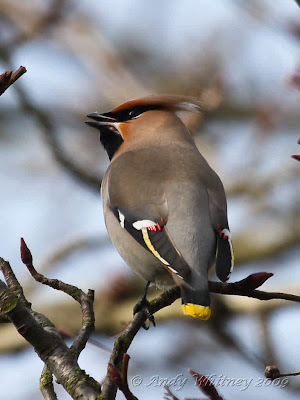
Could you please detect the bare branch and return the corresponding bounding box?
[40,365,58,400]
[0,66,26,96]
[0,256,30,307]
[108,354,138,400]
[20,238,95,357]
[0,0,69,51]
[71,289,95,356]
[1,242,100,399]
[265,365,300,380]
[163,385,180,400]
[121,354,138,400]
[209,276,300,303]
[102,272,300,398]
[0,274,100,399]
[102,308,150,399]
[4,240,300,400]
[9,81,102,191]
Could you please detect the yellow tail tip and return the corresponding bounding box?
[182,303,211,320]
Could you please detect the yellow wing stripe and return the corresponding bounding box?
[229,238,234,272]
[226,236,234,277]
[141,228,169,266]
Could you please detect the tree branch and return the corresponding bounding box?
[102,272,300,398]
[40,365,58,400]
[0,277,100,399]
[0,254,101,400]
[265,364,300,380]
[20,238,95,357]
[0,66,27,96]
[108,354,138,400]
[15,84,102,191]
[2,243,300,400]
[0,53,101,191]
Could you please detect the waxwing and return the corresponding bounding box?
[86,95,234,321]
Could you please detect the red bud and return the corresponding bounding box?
[20,238,33,266]
[189,369,223,400]
[291,155,300,162]
[244,272,273,290]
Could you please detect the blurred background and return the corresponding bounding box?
[0,0,300,399]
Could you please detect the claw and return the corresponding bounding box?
[133,281,156,329]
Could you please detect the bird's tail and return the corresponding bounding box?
[181,274,211,320]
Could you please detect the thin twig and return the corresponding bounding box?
[20,238,95,357]
[71,289,95,356]
[265,365,300,380]
[163,385,180,400]
[279,371,300,378]
[0,66,27,96]
[102,309,149,399]
[0,274,101,399]
[0,0,69,51]
[0,257,31,308]
[108,354,138,400]
[40,365,58,400]
[15,84,101,191]
[121,353,130,389]
[209,281,300,302]
[1,239,101,397]
[0,52,101,191]
[88,337,112,354]
[102,272,300,398]
[121,354,138,400]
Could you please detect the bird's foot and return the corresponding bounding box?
[133,281,156,330]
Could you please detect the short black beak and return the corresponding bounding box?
[85,112,117,129]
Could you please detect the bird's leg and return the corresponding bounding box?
[133,281,156,329]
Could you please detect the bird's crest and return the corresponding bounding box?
[110,95,202,115]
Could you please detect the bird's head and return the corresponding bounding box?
[86,95,201,160]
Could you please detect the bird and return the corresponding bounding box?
[85,95,234,321]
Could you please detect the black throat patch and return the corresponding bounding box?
[99,126,124,160]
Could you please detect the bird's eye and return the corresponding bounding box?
[128,110,136,118]
[128,109,141,120]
